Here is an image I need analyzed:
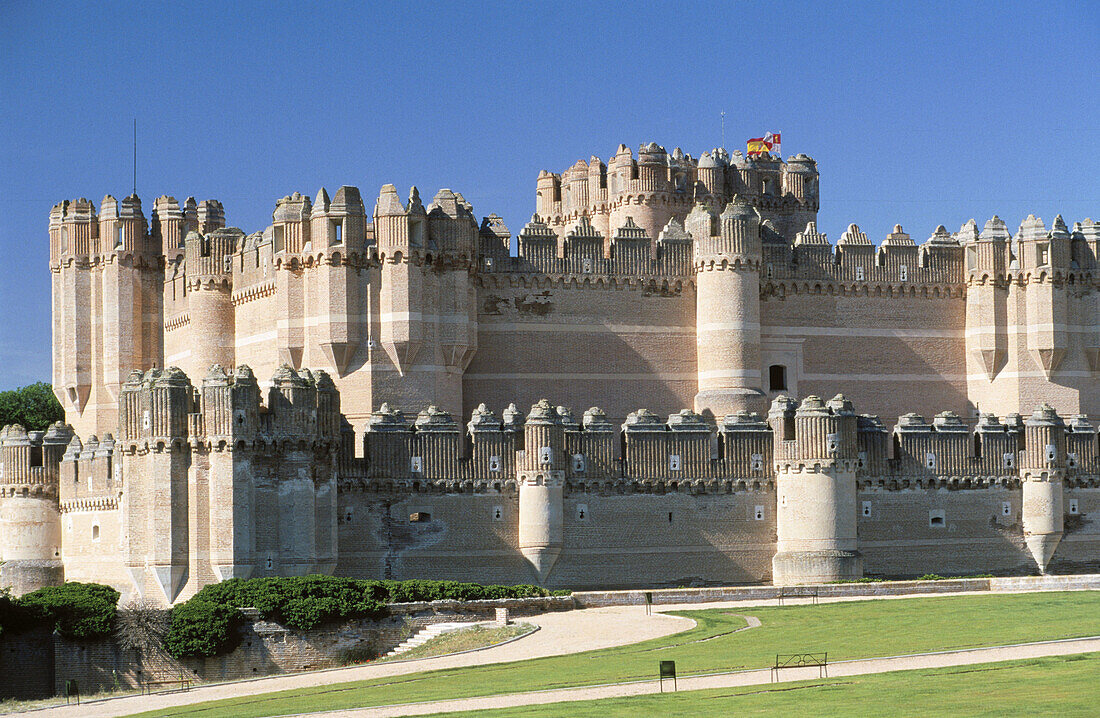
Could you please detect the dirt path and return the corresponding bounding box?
[306,635,1100,717]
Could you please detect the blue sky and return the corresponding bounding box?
[1,0,1097,388]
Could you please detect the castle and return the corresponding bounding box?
[1,142,1098,605]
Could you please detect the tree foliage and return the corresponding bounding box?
[0,382,65,432]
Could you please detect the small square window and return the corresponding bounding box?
[1069,499,1079,515]
[862,501,872,517]
[929,510,945,528]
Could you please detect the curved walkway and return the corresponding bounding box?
[306,635,1100,717]
[33,607,694,718]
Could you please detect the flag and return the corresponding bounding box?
[747,132,781,157]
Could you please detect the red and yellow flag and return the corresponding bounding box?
[747,132,781,157]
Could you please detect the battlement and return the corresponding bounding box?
[337,395,1099,492]
[0,423,72,498]
[537,143,819,244]
[115,364,341,449]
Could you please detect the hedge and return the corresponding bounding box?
[165,575,567,659]
[0,582,120,640]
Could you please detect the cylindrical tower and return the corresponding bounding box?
[516,399,565,583]
[1019,404,1066,573]
[183,228,238,378]
[688,196,767,418]
[771,394,862,585]
[0,424,69,595]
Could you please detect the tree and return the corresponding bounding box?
[0,382,65,431]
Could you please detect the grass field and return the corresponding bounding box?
[128,592,1100,718]
[428,653,1100,717]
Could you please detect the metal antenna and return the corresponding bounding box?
[721,112,726,149]
[132,118,137,197]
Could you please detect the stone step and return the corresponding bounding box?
[382,621,484,658]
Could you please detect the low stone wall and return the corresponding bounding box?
[989,575,1100,592]
[4,594,574,700]
[572,577,1026,607]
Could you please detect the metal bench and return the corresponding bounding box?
[771,652,828,682]
[777,586,819,605]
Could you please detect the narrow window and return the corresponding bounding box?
[116,226,124,248]
[92,524,100,541]
[1037,243,1049,266]
[926,452,937,470]
[577,504,588,521]
[1003,452,1015,468]
[754,505,765,520]
[1045,444,1057,462]
[1069,499,1079,515]
[493,506,503,521]
[332,220,343,244]
[273,225,285,253]
[489,455,501,472]
[572,454,585,473]
[862,501,872,517]
[1068,452,1078,469]
[856,266,865,281]
[266,557,274,570]
[539,447,552,465]
[1002,501,1011,516]
[668,512,673,523]
[410,456,423,473]
[769,365,788,392]
[669,454,681,471]
[899,265,908,281]
[751,453,763,472]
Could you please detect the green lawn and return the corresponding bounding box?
[129,592,1100,718]
[428,653,1100,717]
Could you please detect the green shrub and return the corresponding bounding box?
[164,576,564,659]
[0,382,65,432]
[164,600,243,659]
[15,582,120,640]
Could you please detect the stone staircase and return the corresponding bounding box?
[382,621,482,658]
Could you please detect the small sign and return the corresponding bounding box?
[659,660,677,692]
